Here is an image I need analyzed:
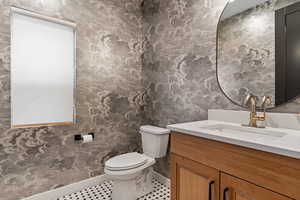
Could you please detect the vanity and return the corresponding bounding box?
[168,117,300,200]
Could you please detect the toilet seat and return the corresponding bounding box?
[105,153,156,176]
[105,152,148,171]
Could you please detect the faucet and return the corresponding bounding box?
[243,94,272,128]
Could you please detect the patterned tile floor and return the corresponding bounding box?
[58,178,170,200]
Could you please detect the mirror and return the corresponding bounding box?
[11,7,76,128]
[217,0,300,108]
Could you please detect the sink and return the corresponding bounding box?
[201,124,287,139]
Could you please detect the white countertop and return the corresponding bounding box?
[167,120,300,160]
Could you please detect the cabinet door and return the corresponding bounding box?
[221,173,292,200]
[171,153,219,200]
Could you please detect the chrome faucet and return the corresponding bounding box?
[243,94,272,128]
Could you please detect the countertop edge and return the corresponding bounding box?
[167,125,300,160]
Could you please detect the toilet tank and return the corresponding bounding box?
[140,125,170,158]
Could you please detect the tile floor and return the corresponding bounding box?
[58,178,170,200]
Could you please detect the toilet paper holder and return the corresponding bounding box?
[74,133,95,142]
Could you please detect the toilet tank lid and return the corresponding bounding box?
[140,125,170,135]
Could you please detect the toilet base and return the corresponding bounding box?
[110,167,154,200]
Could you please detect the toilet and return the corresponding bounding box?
[104,125,170,200]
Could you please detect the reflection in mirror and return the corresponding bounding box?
[217,0,300,108]
[11,7,76,128]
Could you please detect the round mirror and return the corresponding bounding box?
[217,0,300,108]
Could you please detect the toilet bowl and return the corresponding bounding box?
[104,126,170,200]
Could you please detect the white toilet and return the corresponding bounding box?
[104,125,170,200]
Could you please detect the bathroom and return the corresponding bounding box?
[1,0,300,199]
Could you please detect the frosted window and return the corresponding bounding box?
[11,8,76,128]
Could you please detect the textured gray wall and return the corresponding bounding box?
[142,0,237,127]
[141,0,300,176]
[0,0,146,199]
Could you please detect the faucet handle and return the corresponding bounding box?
[261,96,272,108]
[243,94,258,107]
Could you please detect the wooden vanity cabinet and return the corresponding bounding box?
[171,132,300,200]
[220,173,291,200]
[171,154,219,200]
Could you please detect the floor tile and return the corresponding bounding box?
[58,178,170,200]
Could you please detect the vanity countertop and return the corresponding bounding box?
[167,120,300,160]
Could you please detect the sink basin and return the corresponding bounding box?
[201,124,287,139]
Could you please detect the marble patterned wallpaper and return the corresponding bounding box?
[0,0,146,199]
[142,0,237,130]
[141,0,300,176]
